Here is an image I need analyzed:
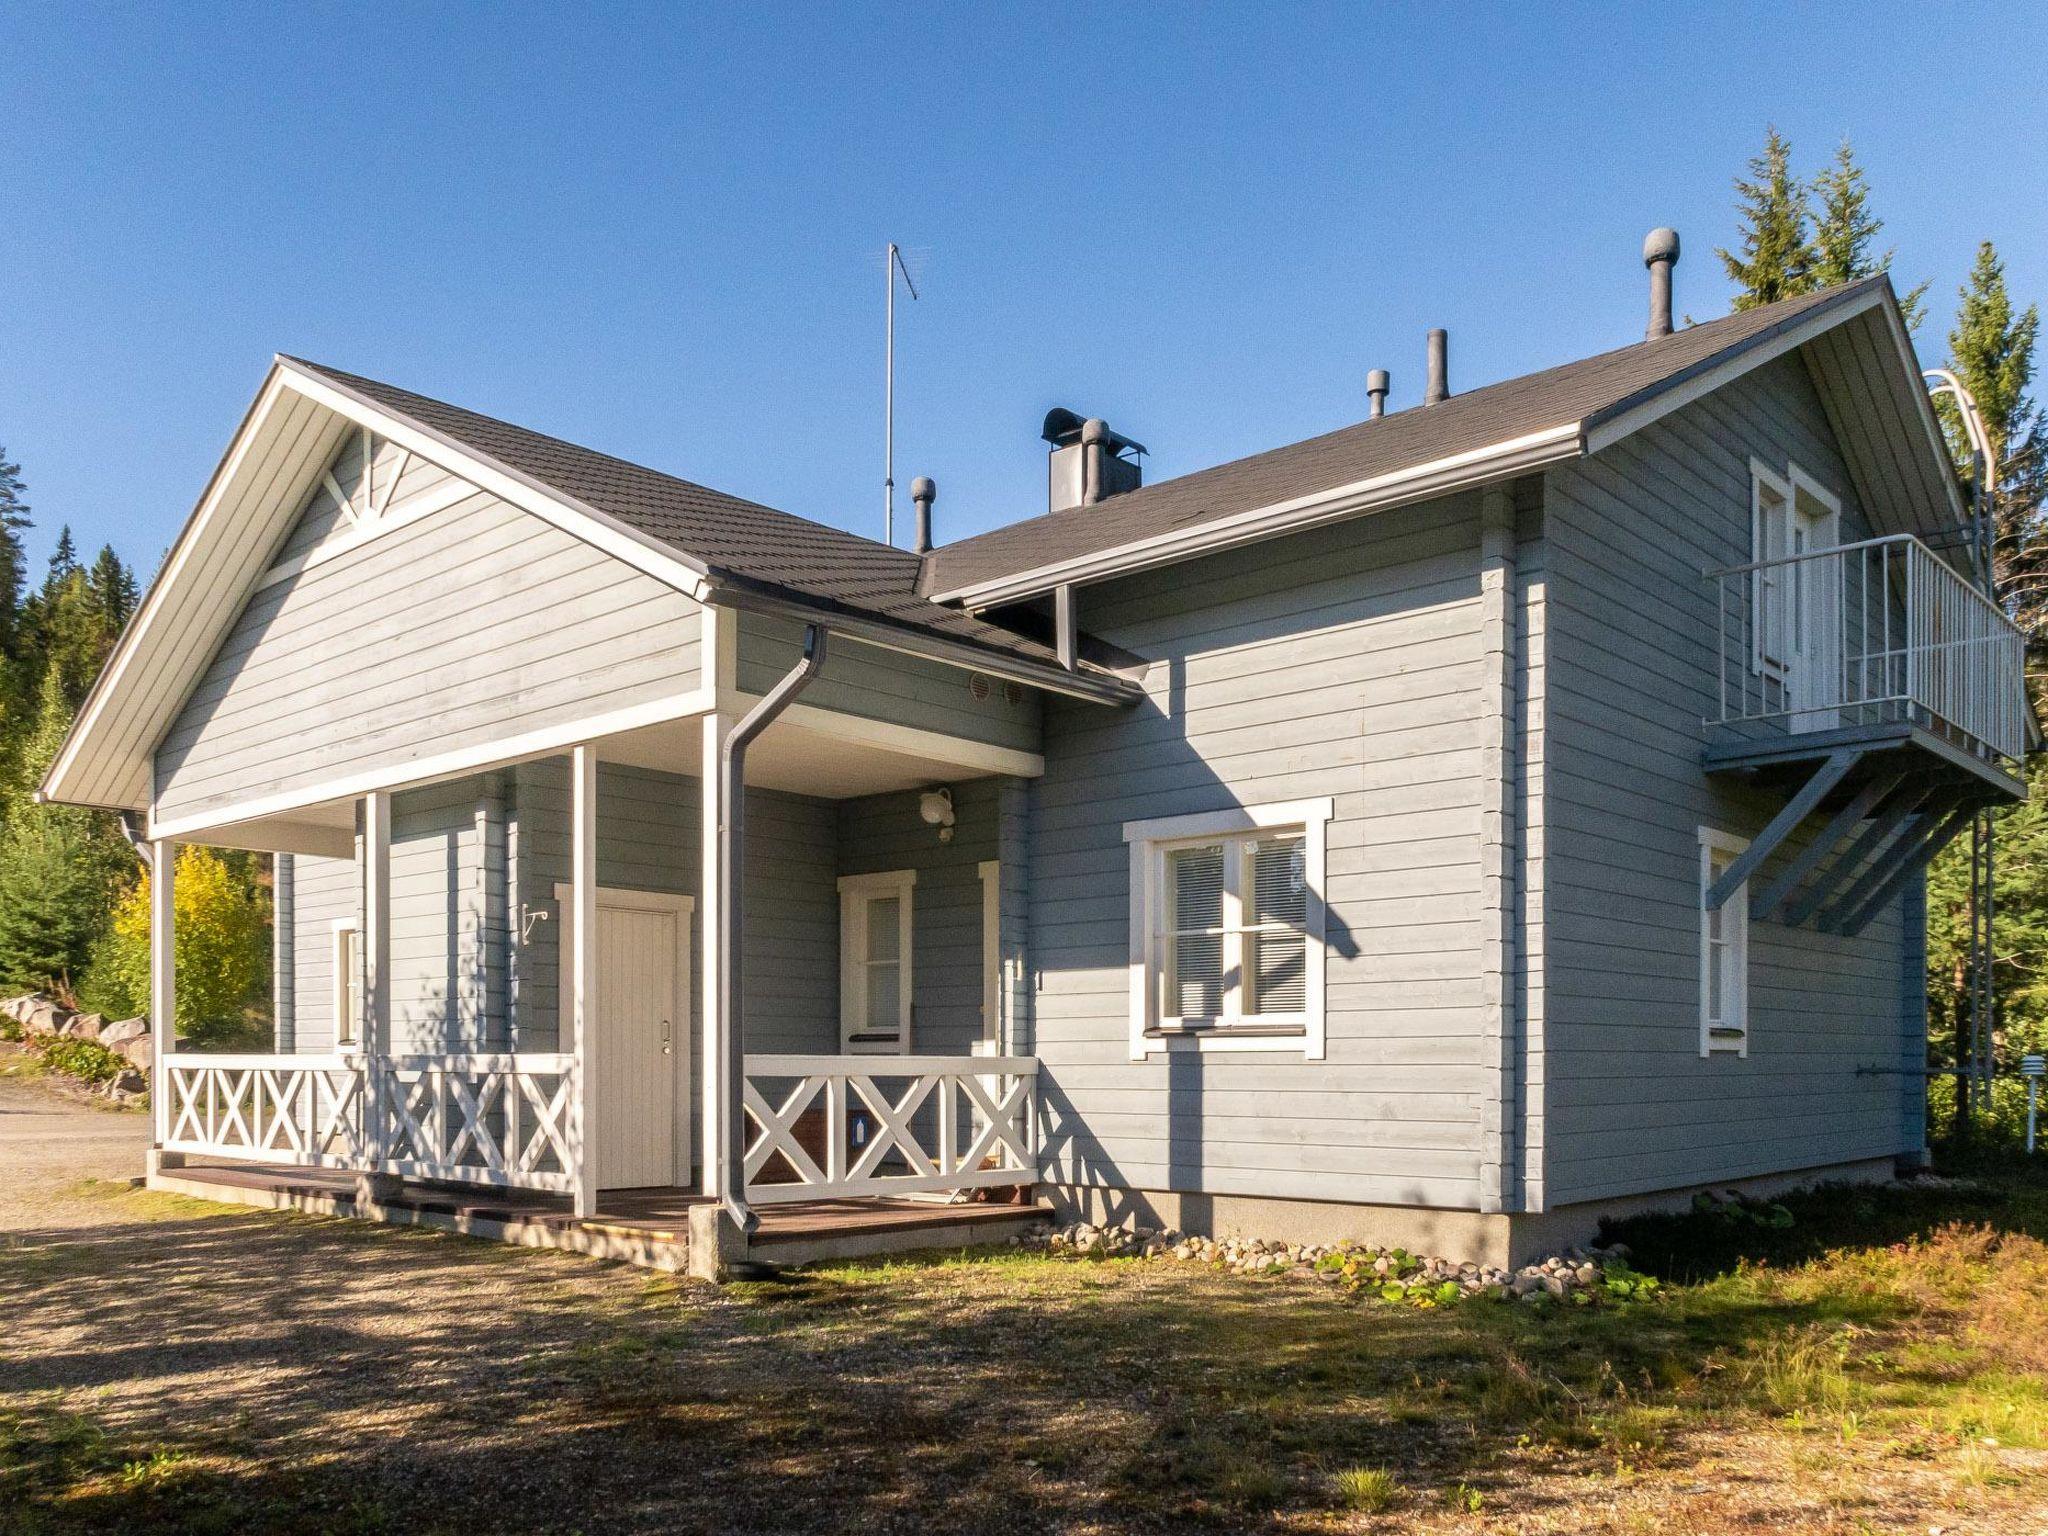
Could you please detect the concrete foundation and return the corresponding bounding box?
[1045,1155,1902,1268]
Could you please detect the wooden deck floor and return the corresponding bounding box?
[160,1160,1049,1262]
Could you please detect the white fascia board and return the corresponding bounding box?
[1876,296,1974,530]
[933,422,1583,608]
[40,367,299,811]
[275,361,715,605]
[710,585,1143,707]
[1582,286,1890,455]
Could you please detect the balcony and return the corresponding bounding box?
[1708,532,2027,773]
[1700,533,2028,936]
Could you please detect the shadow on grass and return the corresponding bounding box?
[1602,1155,2048,1283]
[3,1173,2036,1533]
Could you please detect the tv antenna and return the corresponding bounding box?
[884,242,920,545]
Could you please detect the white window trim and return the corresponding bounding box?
[1124,797,1332,1060]
[1749,458,1794,680]
[332,919,361,1052]
[838,869,916,1053]
[1699,827,1751,1058]
[977,859,1001,1055]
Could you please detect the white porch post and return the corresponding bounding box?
[148,840,179,1174]
[698,712,727,1199]
[570,745,600,1219]
[358,791,399,1205]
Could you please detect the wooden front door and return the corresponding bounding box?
[572,891,691,1191]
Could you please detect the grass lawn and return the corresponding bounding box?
[3,1120,2047,1533]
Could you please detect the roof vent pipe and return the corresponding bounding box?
[1366,368,1390,419]
[1424,330,1449,406]
[1644,227,1680,340]
[910,475,936,555]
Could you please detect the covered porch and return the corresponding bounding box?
[143,612,1055,1276]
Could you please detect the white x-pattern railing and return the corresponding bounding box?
[742,1054,1039,1205]
[163,1054,367,1167]
[377,1054,577,1191]
[161,1052,576,1191]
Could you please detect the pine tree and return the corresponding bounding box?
[1809,139,1928,330]
[47,526,77,581]
[1718,127,1815,310]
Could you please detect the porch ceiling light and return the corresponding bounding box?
[920,787,956,842]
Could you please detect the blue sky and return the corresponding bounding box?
[3,3,2043,576]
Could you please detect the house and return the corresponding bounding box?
[40,234,2028,1276]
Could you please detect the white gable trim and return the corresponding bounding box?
[275,362,716,605]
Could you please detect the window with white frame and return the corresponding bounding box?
[1751,462,1795,677]
[1699,829,1749,1057]
[839,869,915,1052]
[1124,798,1332,1059]
[332,921,362,1049]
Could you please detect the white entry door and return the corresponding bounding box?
[559,887,692,1190]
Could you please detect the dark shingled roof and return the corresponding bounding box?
[921,279,1887,597]
[280,358,1078,673]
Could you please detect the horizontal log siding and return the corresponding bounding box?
[1540,352,1912,1205]
[286,852,358,1053]
[1030,495,1491,1209]
[736,611,1041,756]
[154,456,703,826]
[509,762,839,1087]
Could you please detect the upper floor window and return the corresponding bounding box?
[1124,798,1331,1059]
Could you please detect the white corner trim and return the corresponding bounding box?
[1125,798,1331,1061]
[938,425,1581,607]
[978,858,1001,1050]
[1122,796,1335,846]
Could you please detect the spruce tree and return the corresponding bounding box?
[1940,241,2046,651]
[1809,139,1928,329]
[0,669,134,997]
[1718,127,1814,309]
[0,449,28,664]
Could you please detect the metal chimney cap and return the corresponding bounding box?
[1643,227,1681,266]
[1366,368,1390,392]
[910,475,936,502]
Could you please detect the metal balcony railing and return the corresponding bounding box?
[1709,533,2026,765]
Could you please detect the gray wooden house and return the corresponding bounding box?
[42,238,2027,1274]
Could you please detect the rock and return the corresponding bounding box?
[106,1068,146,1096]
[22,997,67,1035]
[1574,1263,1600,1286]
[99,1017,148,1049]
[117,1033,155,1071]
[62,1013,105,1041]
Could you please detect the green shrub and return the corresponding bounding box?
[30,1034,126,1087]
[1333,1466,1396,1512]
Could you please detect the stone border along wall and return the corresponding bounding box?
[1029,1221,1661,1307]
[1,993,158,1104]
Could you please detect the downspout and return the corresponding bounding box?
[716,622,829,1234]
[118,812,153,870]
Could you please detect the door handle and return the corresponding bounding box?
[661,1019,672,1056]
